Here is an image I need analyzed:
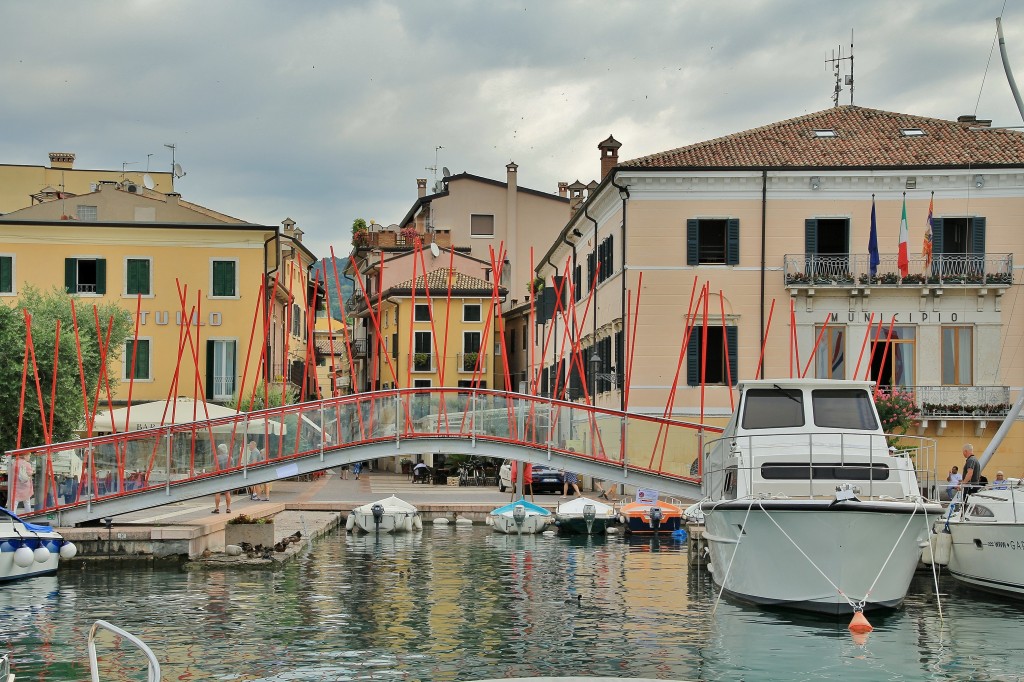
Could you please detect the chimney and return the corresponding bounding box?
[282,217,296,234]
[598,135,622,180]
[975,119,992,128]
[166,192,180,205]
[558,181,569,198]
[957,114,977,125]
[568,180,587,214]
[48,152,75,170]
[417,178,427,198]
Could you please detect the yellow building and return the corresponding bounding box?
[0,181,318,406]
[0,151,174,213]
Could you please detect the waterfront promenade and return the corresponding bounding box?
[56,468,616,559]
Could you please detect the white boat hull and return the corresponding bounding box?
[348,495,422,534]
[490,514,549,535]
[702,500,938,614]
[0,528,66,583]
[946,488,1024,597]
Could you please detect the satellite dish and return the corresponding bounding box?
[430,242,440,258]
[142,174,154,189]
[173,163,186,178]
[442,167,451,178]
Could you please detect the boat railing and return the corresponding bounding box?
[88,619,161,682]
[1,652,12,682]
[702,431,938,502]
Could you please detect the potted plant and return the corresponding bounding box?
[400,458,413,474]
[462,352,478,371]
[528,277,545,296]
[225,513,275,549]
[414,353,430,371]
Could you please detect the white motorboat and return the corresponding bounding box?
[346,495,423,534]
[941,481,1024,597]
[487,498,552,534]
[699,379,942,614]
[1,506,77,583]
[554,496,618,535]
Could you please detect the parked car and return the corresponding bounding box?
[497,460,566,494]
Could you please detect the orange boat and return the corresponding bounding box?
[618,499,685,535]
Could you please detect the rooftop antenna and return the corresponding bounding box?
[164,143,187,191]
[146,153,153,172]
[426,145,443,184]
[121,161,137,180]
[825,30,855,107]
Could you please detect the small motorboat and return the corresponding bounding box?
[487,498,552,534]
[346,495,423,534]
[1,506,77,583]
[939,481,1024,597]
[554,497,618,535]
[618,498,685,535]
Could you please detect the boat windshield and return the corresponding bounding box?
[741,387,804,429]
[811,389,878,430]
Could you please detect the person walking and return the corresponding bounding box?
[353,461,363,480]
[212,443,232,514]
[562,471,582,498]
[9,455,35,513]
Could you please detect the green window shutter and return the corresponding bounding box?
[804,219,818,255]
[127,259,150,295]
[137,340,150,380]
[65,258,76,293]
[686,328,701,386]
[0,256,11,293]
[213,261,235,296]
[206,340,215,400]
[95,259,107,295]
[971,217,986,254]
[726,326,738,386]
[726,218,740,265]
[931,218,944,254]
[686,219,699,266]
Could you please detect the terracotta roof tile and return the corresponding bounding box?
[622,106,1024,169]
[392,268,495,292]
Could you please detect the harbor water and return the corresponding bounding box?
[3,525,1023,681]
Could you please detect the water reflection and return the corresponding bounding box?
[4,528,1024,681]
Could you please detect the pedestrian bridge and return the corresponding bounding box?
[10,388,717,526]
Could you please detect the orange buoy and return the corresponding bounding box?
[848,610,873,634]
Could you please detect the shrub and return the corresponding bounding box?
[874,387,920,435]
[227,514,270,525]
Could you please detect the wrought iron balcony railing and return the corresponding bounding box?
[784,253,1014,288]
[881,385,1012,419]
[458,352,484,373]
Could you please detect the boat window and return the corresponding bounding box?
[966,504,995,519]
[741,388,804,429]
[760,462,890,480]
[724,466,738,500]
[811,389,878,430]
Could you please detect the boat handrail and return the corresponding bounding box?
[702,431,938,502]
[1,651,12,682]
[88,620,161,682]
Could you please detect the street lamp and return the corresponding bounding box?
[589,352,601,401]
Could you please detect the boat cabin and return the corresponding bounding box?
[702,379,934,503]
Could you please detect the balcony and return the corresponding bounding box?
[412,353,436,373]
[885,384,1012,436]
[784,253,1014,290]
[458,352,484,373]
[350,339,368,358]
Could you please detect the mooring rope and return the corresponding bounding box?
[857,500,921,611]
[710,499,755,616]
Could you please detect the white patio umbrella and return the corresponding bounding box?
[90,397,286,435]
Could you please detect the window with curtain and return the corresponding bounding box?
[941,326,973,385]
[814,326,846,380]
[869,326,916,388]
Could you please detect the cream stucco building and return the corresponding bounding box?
[536,107,1023,476]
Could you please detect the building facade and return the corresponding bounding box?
[535,107,1023,475]
[0,180,317,407]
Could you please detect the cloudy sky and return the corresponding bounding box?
[1,1,1020,259]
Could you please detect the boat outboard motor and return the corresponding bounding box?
[583,504,597,535]
[512,504,527,534]
[649,506,664,532]
[371,504,385,533]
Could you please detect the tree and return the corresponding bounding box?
[0,286,132,454]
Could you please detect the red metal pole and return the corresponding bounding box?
[755,299,776,380]
[47,319,61,441]
[801,316,832,379]
[853,313,877,380]
[69,301,93,436]
[874,315,898,397]
[124,294,143,432]
[864,318,886,382]
[719,290,734,411]
[699,282,709,425]
[22,311,51,444]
